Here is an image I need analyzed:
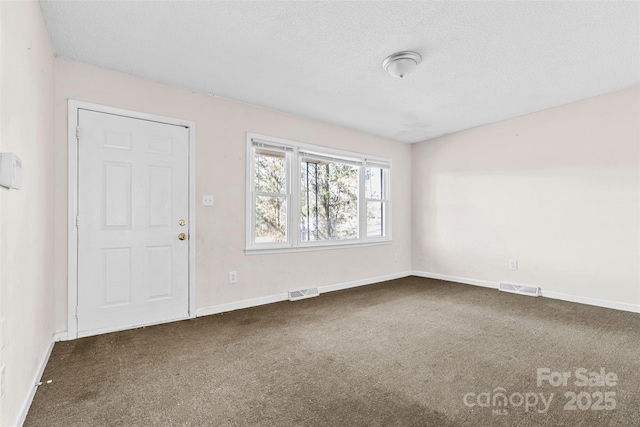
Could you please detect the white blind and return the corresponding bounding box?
[299,151,362,167]
[365,159,391,169]
[252,138,294,152]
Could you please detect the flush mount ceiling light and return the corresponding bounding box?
[382,51,421,78]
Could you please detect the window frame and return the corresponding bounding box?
[246,133,392,253]
[250,143,292,249]
[364,161,391,240]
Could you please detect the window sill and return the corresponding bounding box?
[244,239,392,255]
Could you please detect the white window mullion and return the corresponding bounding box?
[358,165,366,242]
[282,150,291,247]
[246,143,255,249]
[384,167,391,240]
[289,149,299,248]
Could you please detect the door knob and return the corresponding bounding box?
[178,233,187,240]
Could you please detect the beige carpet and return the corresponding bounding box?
[25,277,640,426]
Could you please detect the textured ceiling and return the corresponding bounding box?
[40,1,639,143]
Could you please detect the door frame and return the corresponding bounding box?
[67,100,197,339]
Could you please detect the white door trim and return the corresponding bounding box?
[67,100,197,339]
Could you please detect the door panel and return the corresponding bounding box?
[103,162,132,228]
[147,166,173,227]
[102,248,132,306]
[146,246,172,300]
[77,109,189,334]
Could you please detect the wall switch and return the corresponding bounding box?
[202,195,214,206]
[393,252,398,262]
[0,153,24,190]
[229,271,238,284]
[509,259,518,270]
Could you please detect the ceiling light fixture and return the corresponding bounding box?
[382,51,421,78]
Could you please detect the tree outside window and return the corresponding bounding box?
[247,134,390,251]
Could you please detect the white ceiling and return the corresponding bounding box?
[40,1,639,143]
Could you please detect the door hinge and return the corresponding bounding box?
[75,215,79,228]
[76,126,81,140]
[75,306,79,318]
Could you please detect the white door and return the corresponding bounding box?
[77,109,189,335]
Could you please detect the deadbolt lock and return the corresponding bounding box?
[178,233,187,240]
[179,219,186,226]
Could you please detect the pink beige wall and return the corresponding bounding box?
[0,2,56,425]
[412,86,640,308]
[53,59,413,332]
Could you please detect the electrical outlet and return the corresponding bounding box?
[509,259,518,270]
[229,271,238,284]
[202,195,214,206]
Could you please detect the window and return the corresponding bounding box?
[246,133,391,252]
[254,147,289,243]
[300,153,359,242]
[365,163,389,238]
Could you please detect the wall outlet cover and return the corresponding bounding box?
[229,271,238,284]
[203,195,214,206]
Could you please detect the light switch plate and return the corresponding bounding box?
[0,153,23,190]
[202,195,214,206]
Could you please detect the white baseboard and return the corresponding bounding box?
[411,270,499,289]
[15,332,62,427]
[53,331,68,342]
[196,271,412,317]
[411,270,640,313]
[318,271,412,293]
[539,289,640,313]
[196,292,289,317]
